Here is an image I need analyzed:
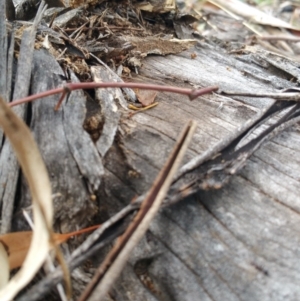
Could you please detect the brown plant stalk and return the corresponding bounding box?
[8,82,219,110]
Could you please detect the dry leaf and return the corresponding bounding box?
[0,225,100,271]
[0,232,32,271]
[134,88,157,106]
[0,95,53,301]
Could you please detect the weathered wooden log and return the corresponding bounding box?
[89,41,300,301]
[2,3,300,299]
[18,39,300,301]
[13,49,104,233]
[0,2,47,234]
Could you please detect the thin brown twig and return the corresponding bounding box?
[8,82,218,110]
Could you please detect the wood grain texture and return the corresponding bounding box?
[0,27,36,233]
[5,35,300,300]
[0,1,7,99]
[97,39,300,301]
[12,49,104,233]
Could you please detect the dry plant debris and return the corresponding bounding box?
[10,0,198,82]
[3,0,300,301]
[186,0,300,60]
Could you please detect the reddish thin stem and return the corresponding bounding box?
[8,82,218,110]
[9,87,64,107]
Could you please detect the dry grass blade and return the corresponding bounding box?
[0,242,9,289]
[0,95,53,301]
[78,120,197,301]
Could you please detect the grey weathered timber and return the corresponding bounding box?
[0,3,47,233]
[0,0,8,148]
[14,0,65,20]
[91,66,124,158]
[13,49,104,233]
[0,0,7,100]
[93,40,300,301]
[6,28,14,103]
[8,35,300,301]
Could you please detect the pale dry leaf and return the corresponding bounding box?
[0,242,9,289]
[0,95,53,301]
[134,88,157,106]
